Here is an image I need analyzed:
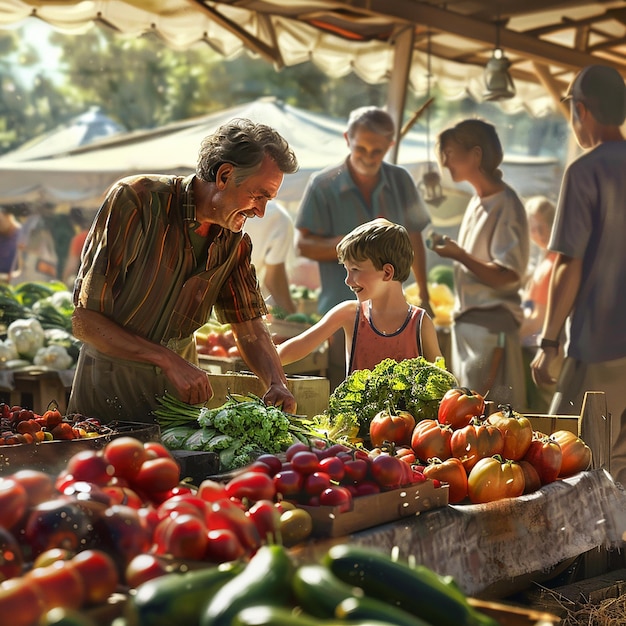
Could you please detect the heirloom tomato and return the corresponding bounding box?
[422,457,468,503]
[519,460,542,494]
[522,434,562,485]
[550,430,592,477]
[369,407,416,447]
[486,404,533,460]
[467,456,525,504]
[410,419,453,462]
[437,387,485,429]
[450,418,504,472]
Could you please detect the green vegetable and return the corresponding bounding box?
[160,425,198,449]
[325,357,458,437]
[323,545,498,626]
[201,544,294,626]
[232,605,400,626]
[125,560,243,626]
[428,264,455,291]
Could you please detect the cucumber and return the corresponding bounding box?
[201,544,294,626]
[292,564,431,626]
[323,545,499,626]
[232,605,406,626]
[125,560,243,626]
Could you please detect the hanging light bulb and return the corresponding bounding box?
[419,31,446,208]
[483,21,516,101]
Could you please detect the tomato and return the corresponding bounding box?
[422,457,468,503]
[522,435,562,485]
[254,454,283,476]
[130,457,181,494]
[318,456,345,482]
[550,430,592,477]
[209,345,228,358]
[225,471,276,502]
[486,404,533,461]
[369,408,416,448]
[143,441,175,460]
[437,387,485,429]
[197,478,228,503]
[285,441,311,461]
[153,513,208,560]
[227,345,241,358]
[467,456,525,504]
[156,494,209,521]
[206,499,260,553]
[102,485,145,509]
[519,460,542,494]
[103,437,148,480]
[450,419,504,472]
[70,550,119,605]
[204,528,246,563]
[0,576,46,626]
[273,469,304,499]
[303,471,331,496]
[0,526,23,581]
[341,457,370,484]
[279,509,313,547]
[369,454,405,490]
[246,499,281,543]
[0,477,28,530]
[354,480,382,496]
[410,419,453,462]
[33,548,74,569]
[394,446,417,465]
[319,486,353,511]
[8,469,55,506]
[124,553,169,588]
[66,450,114,486]
[26,560,85,611]
[290,450,320,475]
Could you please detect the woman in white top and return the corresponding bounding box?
[430,119,529,409]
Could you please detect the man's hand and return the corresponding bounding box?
[160,356,214,406]
[530,347,559,388]
[263,382,297,414]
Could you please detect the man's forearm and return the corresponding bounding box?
[541,254,582,342]
[295,230,342,262]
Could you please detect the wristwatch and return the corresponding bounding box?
[540,337,560,350]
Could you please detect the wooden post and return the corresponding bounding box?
[579,391,611,474]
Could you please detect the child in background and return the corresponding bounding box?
[521,195,561,411]
[277,218,442,375]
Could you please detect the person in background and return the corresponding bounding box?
[62,207,91,288]
[520,196,561,412]
[67,118,299,422]
[531,65,626,485]
[244,200,296,315]
[295,106,432,390]
[0,205,21,283]
[430,118,529,409]
[278,219,442,374]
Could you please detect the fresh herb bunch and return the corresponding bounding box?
[326,357,458,438]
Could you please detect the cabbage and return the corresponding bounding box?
[33,345,74,370]
[7,318,45,360]
[0,339,18,364]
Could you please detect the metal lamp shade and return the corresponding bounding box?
[483,49,516,101]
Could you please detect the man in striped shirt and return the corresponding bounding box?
[67,119,299,423]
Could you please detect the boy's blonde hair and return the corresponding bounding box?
[336,218,413,282]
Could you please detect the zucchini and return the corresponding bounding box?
[292,564,431,626]
[323,545,498,626]
[201,544,294,626]
[125,560,243,626]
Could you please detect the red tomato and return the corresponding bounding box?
[225,471,276,502]
[318,456,345,482]
[285,441,311,461]
[410,419,453,462]
[369,454,405,490]
[369,408,416,448]
[206,499,260,553]
[131,457,181,494]
[204,528,246,563]
[341,458,369,484]
[102,485,145,509]
[71,549,119,605]
[450,419,504,472]
[437,387,485,429]
[303,471,332,496]
[143,441,174,460]
[522,435,562,485]
[197,478,228,503]
[26,560,85,611]
[394,446,417,465]
[8,469,54,506]
[0,577,45,626]
[246,499,281,544]
[486,404,533,461]
[290,450,320,475]
[254,454,283,476]
[103,437,148,480]
[0,526,23,580]
[153,513,208,560]
[519,460,542,494]
[0,477,28,530]
[156,494,209,521]
[208,345,228,357]
[467,456,525,504]
[422,457,468,503]
[319,486,353,512]
[273,470,304,499]
[550,430,592,477]
[66,450,114,486]
[227,345,240,358]
[124,554,169,589]
[353,480,381,496]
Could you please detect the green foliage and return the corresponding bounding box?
[327,357,458,437]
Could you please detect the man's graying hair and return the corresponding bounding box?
[346,107,395,141]
[197,118,299,185]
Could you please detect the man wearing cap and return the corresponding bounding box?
[531,65,626,484]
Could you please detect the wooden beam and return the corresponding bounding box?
[532,62,570,119]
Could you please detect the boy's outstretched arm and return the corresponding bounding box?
[420,311,444,364]
[276,301,357,365]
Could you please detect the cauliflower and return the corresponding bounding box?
[7,318,45,360]
[0,339,18,364]
[33,345,74,371]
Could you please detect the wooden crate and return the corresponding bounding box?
[0,368,74,415]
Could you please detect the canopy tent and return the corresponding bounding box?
[0,107,125,162]
[1,0,625,142]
